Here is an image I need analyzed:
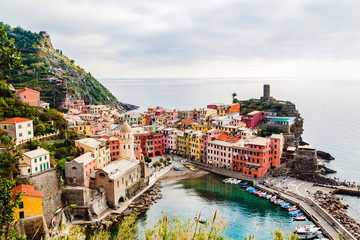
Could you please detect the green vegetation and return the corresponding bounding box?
[258,127,287,137]
[42,211,304,240]
[153,161,162,168]
[0,177,24,240]
[0,83,68,138]
[0,22,135,110]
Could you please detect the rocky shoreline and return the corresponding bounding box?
[86,184,163,230]
[313,192,360,239]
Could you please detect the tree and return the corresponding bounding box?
[0,25,23,78]
[0,146,22,181]
[232,93,238,103]
[0,177,21,239]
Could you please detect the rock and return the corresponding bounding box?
[317,150,335,161]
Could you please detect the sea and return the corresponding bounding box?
[99,78,360,237]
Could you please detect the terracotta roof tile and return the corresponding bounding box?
[1,117,31,124]
[12,184,43,198]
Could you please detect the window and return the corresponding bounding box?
[19,211,25,219]
[27,169,30,173]
[34,159,37,163]
[45,155,47,160]
[19,133,23,137]
[35,167,38,171]
[40,165,43,171]
[4,125,7,129]
[19,202,24,209]
[18,125,22,129]
[47,162,49,169]
[40,157,42,162]
[99,173,105,178]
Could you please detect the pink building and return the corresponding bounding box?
[65,152,98,187]
[200,129,222,162]
[241,111,266,128]
[16,88,40,107]
[207,140,235,169]
[161,128,178,154]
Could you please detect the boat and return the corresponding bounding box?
[294,215,306,221]
[240,182,248,187]
[173,167,180,171]
[194,217,207,224]
[189,167,195,171]
[178,168,183,171]
[295,225,322,239]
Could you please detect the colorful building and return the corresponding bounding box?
[0,117,34,143]
[65,152,98,187]
[12,185,43,220]
[15,87,40,107]
[19,147,51,176]
[189,131,204,161]
[231,135,283,178]
[241,111,266,128]
[75,138,111,168]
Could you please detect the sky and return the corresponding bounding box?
[1,0,360,79]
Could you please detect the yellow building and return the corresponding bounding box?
[189,131,203,161]
[190,123,211,132]
[75,138,111,168]
[177,130,192,156]
[12,185,43,220]
[74,124,92,136]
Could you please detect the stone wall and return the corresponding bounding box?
[15,215,48,240]
[27,169,63,226]
[294,146,317,174]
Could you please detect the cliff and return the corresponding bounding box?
[0,22,137,112]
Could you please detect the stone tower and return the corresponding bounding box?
[119,122,134,159]
[263,84,270,100]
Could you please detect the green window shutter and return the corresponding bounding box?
[35,167,38,171]
[34,159,37,163]
[40,165,42,171]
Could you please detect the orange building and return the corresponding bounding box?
[226,103,240,114]
[16,88,40,107]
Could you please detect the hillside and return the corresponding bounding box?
[0,22,137,112]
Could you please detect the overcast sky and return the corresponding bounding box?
[1,0,360,78]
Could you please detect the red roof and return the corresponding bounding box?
[1,117,31,124]
[182,118,193,124]
[217,134,240,143]
[16,87,40,95]
[12,185,43,198]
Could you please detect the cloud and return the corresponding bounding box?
[1,0,360,77]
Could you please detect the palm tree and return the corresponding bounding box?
[232,92,237,100]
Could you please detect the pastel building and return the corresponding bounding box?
[75,138,111,169]
[12,185,43,220]
[232,135,284,178]
[0,117,34,143]
[207,140,235,169]
[241,111,266,128]
[189,131,204,161]
[15,87,40,107]
[65,152,97,187]
[19,147,50,176]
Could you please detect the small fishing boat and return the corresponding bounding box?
[173,167,180,171]
[295,225,322,239]
[293,215,306,221]
[194,217,207,224]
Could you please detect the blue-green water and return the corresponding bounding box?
[136,174,313,239]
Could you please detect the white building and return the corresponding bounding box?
[0,117,34,143]
[19,147,51,176]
